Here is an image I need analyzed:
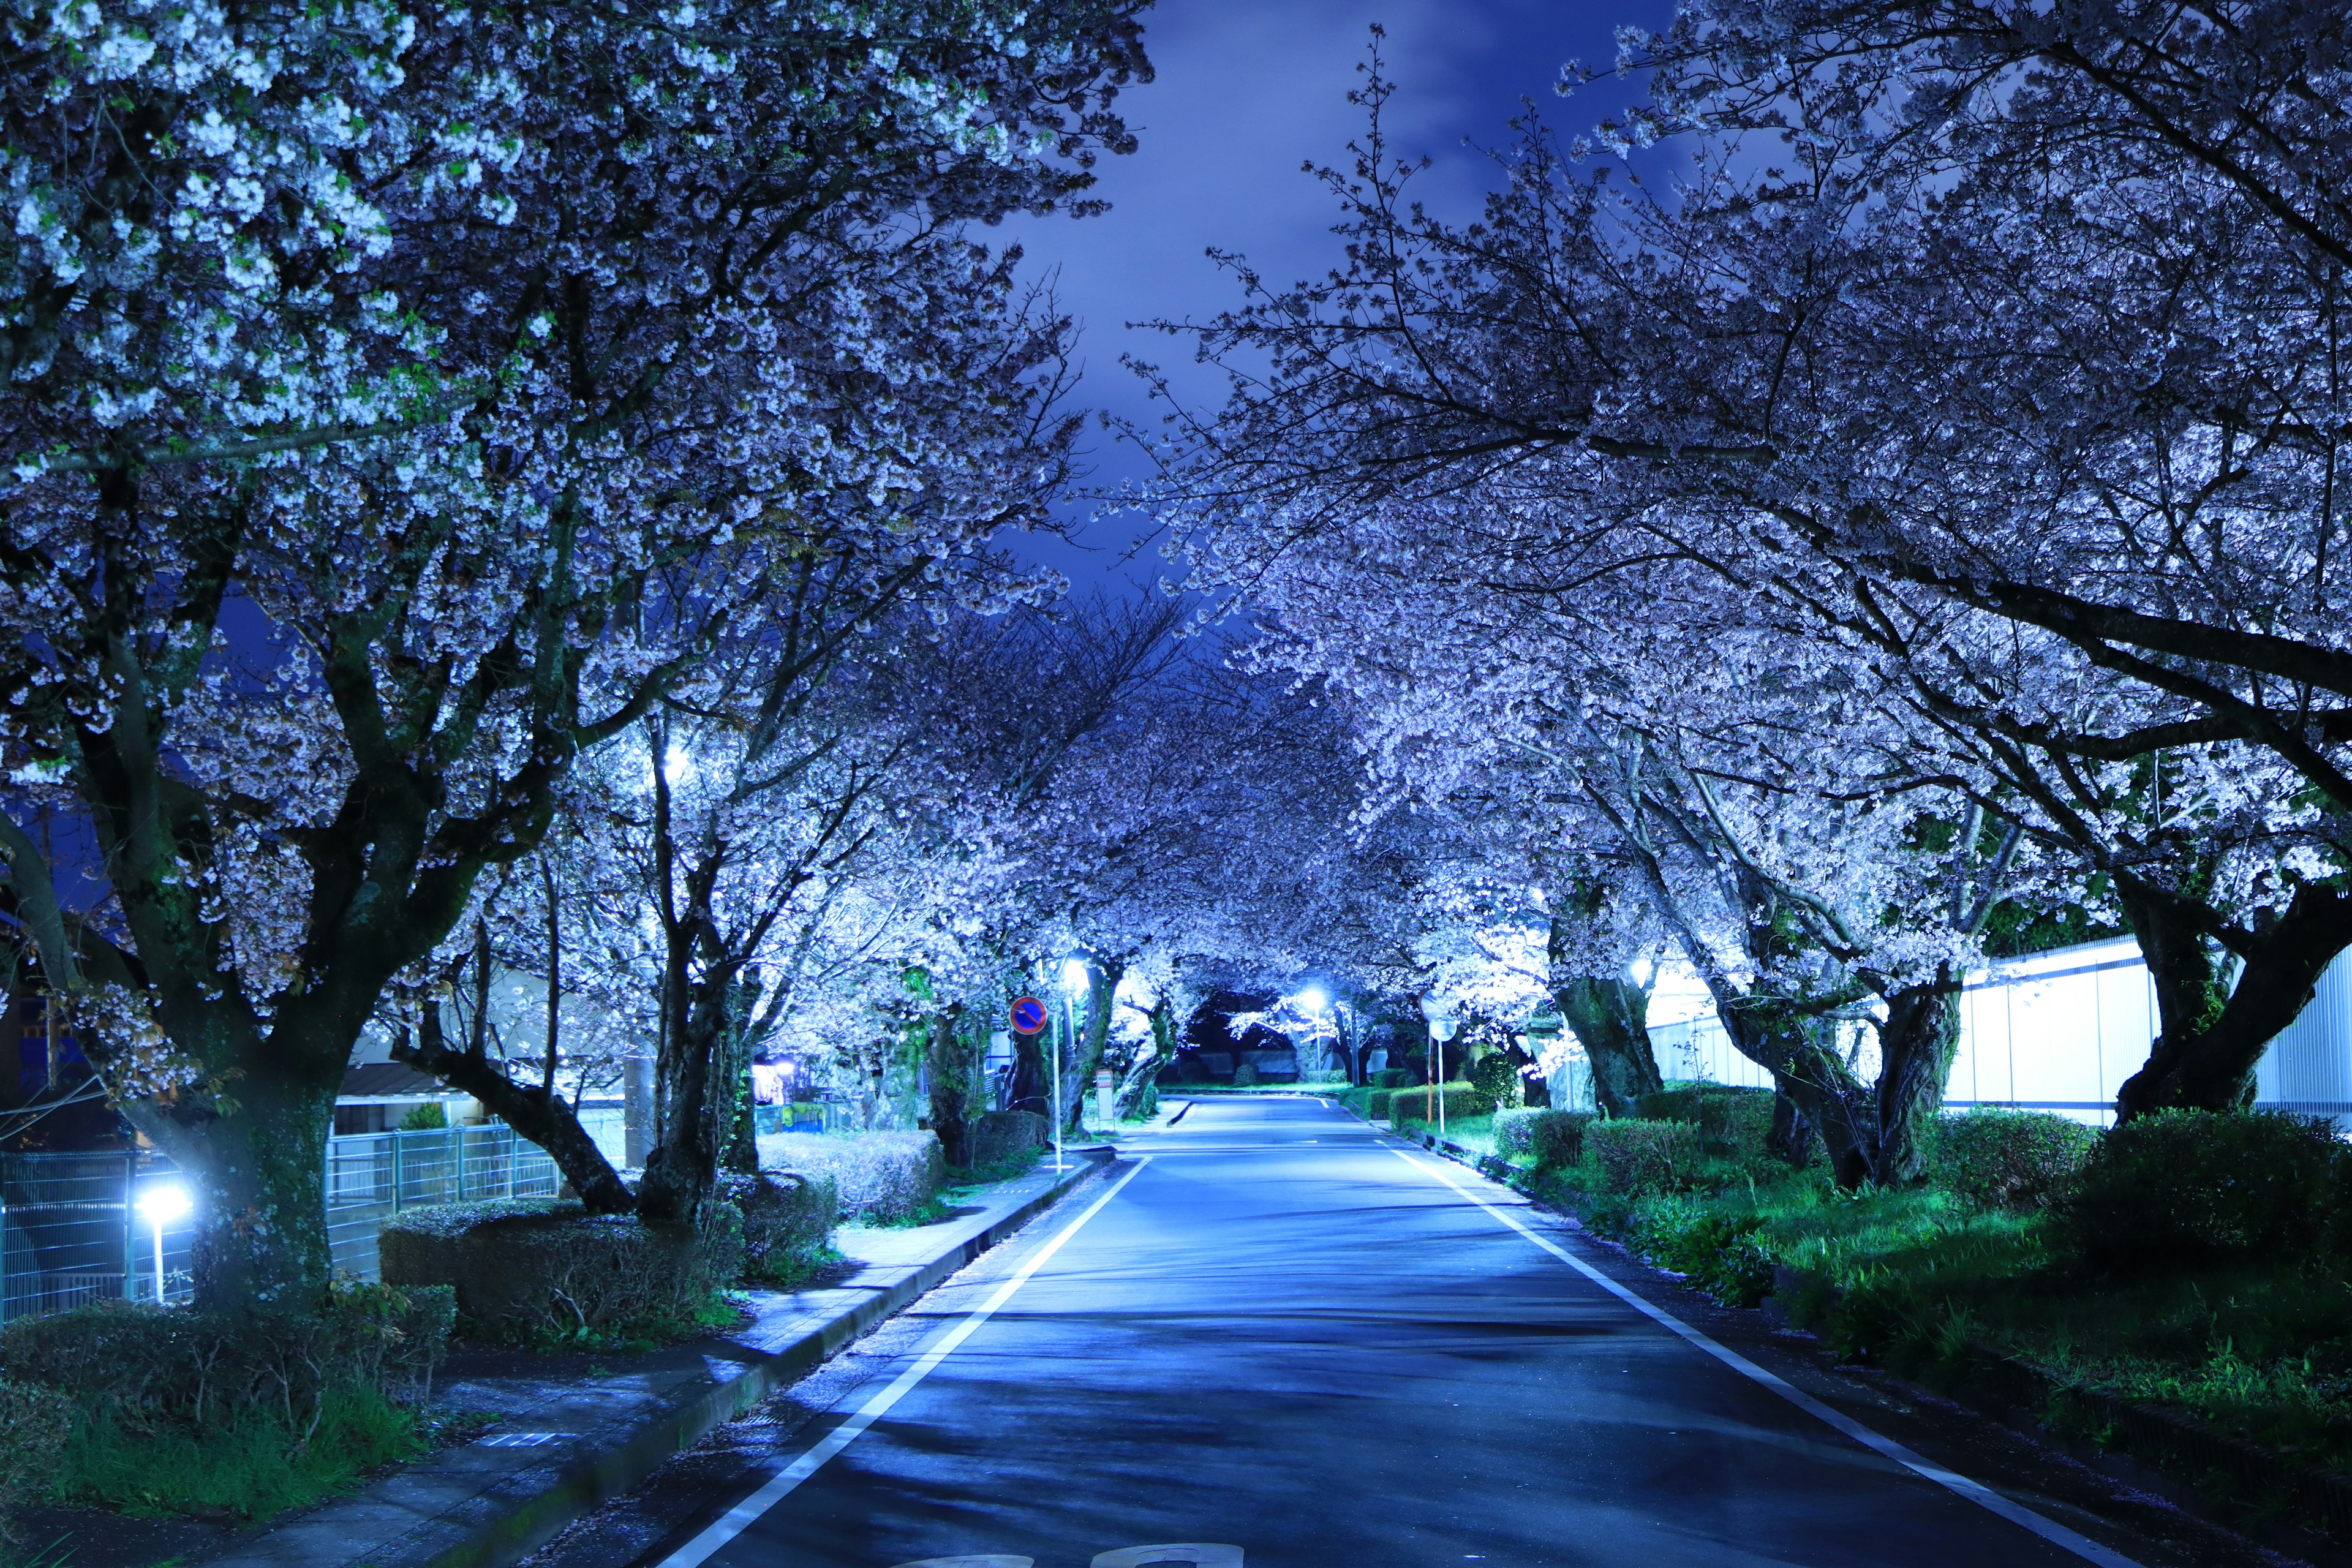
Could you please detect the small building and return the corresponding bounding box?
[333,1063,478,1134]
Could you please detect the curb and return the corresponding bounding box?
[211,1151,1115,1568]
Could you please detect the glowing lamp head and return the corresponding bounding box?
[1059,957,1090,993]
[136,1181,192,1227]
[1296,986,1329,1014]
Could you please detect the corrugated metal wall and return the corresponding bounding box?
[1651,940,2352,1126]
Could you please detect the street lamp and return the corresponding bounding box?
[1420,994,1460,1143]
[1055,957,1090,1172]
[134,1180,192,1306]
[1293,987,1330,1079]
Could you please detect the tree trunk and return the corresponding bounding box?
[124,1049,342,1311]
[1552,973,1664,1117]
[2114,881,2352,1118]
[1864,976,1962,1184]
[1008,1025,1049,1118]
[926,1004,971,1167]
[393,991,636,1213]
[1066,960,1120,1135]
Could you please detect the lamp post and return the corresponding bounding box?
[1420,994,1460,1143]
[1057,956,1090,1172]
[1296,986,1329,1080]
[134,1180,192,1306]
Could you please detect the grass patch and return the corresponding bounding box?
[947,1144,1046,1191]
[56,1383,431,1521]
[1508,1111,2352,1482]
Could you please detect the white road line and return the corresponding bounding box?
[657,1156,1155,1568]
[1389,1147,2144,1568]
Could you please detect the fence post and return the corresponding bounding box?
[505,1126,517,1199]
[391,1133,404,1216]
[121,1154,135,1307]
[453,1128,464,1203]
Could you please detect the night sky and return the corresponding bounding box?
[996,0,1673,591]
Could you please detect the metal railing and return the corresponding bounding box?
[0,1123,564,1322]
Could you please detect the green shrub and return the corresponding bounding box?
[1468,1053,1523,1111]
[1588,1118,1705,1195]
[1366,1088,1394,1120]
[1634,1082,1776,1157]
[967,1110,1048,1169]
[1231,1062,1261,1087]
[58,1381,429,1521]
[0,1377,71,1532]
[1371,1068,1412,1089]
[1389,1084,1494,1125]
[380,1199,733,1343]
[1627,1197,1777,1307]
[0,1284,453,1521]
[0,1284,453,1430]
[756,1129,945,1223]
[1493,1108,1594,1169]
[722,1172,837,1287]
[2061,1110,2346,1270]
[1936,1109,2097,1212]
[397,1101,449,1131]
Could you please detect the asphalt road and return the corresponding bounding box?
[525,1096,2301,1568]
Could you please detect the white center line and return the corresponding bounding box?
[657,1156,1155,1568]
[1390,1146,2144,1568]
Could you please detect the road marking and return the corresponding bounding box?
[1389,1148,2144,1568]
[656,1156,1155,1568]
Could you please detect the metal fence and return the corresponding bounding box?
[0,1123,563,1322]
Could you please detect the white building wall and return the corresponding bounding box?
[1650,939,2352,1126]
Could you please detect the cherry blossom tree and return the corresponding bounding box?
[0,0,1147,1307]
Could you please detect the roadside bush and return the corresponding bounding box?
[967,1110,1048,1170]
[1389,1084,1494,1126]
[1366,1088,1395,1120]
[2061,1110,2347,1271]
[381,1199,734,1343]
[1627,1197,1777,1307]
[0,1284,454,1520]
[1232,1062,1261,1087]
[721,1172,837,1288]
[1372,1068,1412,1089]
[1588,1118,1705,1196]
[0,1376,72,1531]
[758,1129,945,1224]
[1469,1053,1523,1111]
[1936,1109,2097,1212]
[398,1101,449,1131]
[1635,1083,1776,1158]
[1493,1108,1595,1169]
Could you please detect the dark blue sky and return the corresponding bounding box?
[995,0,1672,591]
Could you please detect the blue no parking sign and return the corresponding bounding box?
[1009,995,1047,1035]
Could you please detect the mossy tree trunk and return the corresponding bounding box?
[1550,971,1663,1118]
[926,1003,973,1167]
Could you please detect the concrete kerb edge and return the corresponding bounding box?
[351,1148,1115,1568]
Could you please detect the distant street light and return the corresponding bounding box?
[1292,986,1332,1079]
[135,1180,192,1306]
[1420,994,1460,1143]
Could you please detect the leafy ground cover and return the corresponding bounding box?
[1359,1090,2352,1490]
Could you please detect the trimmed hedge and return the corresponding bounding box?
[722,1172,836,1287]
[2062,1109,2346,1270]
[1588,1118,1705,1195]
[0,1376,75,1531]
[381,1199,735,1341]
[1371,1068,1412,1089]
[1389,1084,1494,1125]
[1935,1108,2096,1212]
[1494,1108,1595,1169]
[968,1109,1049,1169]
[758,1129,944,1224]
[1634,1082,1775,1156]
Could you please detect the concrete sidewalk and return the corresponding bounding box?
[205,1151,1114,1568]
